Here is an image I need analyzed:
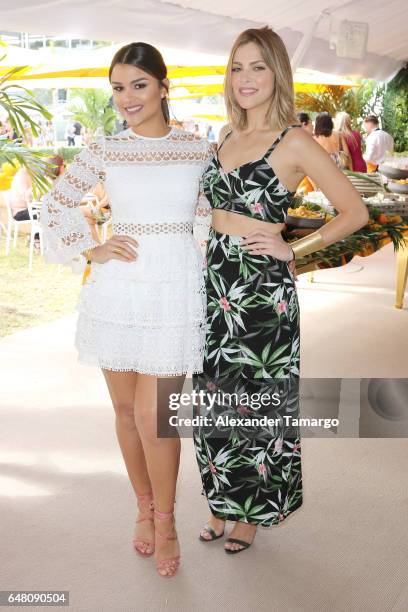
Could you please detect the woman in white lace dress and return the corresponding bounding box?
[41,43,212,578]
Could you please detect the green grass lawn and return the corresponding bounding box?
[0,233,82,337]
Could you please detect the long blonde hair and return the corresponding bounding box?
[334,111,357,147]
[224,26,298,131]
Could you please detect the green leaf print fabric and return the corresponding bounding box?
[193,126,303,526]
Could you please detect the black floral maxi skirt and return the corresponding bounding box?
[193,229,303,526]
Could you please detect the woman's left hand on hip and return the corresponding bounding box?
[240,230,294,262]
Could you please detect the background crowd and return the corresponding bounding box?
[1,99,397,252]
[296,110,394,194]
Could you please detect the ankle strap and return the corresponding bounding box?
[137,493,154,511]
[154,509,174,520]
[136,492,153,502]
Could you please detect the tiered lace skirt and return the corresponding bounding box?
[75,230,206,375]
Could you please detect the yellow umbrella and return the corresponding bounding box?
[0,42,46,78]
[0,43,34,61]
[191,113,226,121]
[6,65,227,80]
[170,81,353,99]
[0,65,32,78]
[5,60,355,87]
[3,49,355,100]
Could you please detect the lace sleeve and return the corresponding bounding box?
[193,140,214,249]
[41,139,106,264]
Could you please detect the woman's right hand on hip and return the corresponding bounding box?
[89,235,138,263]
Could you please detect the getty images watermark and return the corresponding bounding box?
[156,378,408,438]
[167,389,339,430]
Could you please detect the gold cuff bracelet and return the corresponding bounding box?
[290,231,326,259]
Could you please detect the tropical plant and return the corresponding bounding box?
[67,88,117,136]
[296,71,407,150]
[354,80,385,121]
[382,65,408,152]
[0,44,53,194]
[295,80,385,126]
[295,85,358,117]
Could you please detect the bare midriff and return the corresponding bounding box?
[212,209,286,237]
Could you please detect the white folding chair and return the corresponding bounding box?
[27,200,43,271]
[3,190,32,256]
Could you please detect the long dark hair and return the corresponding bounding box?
[47,155,65,179]
[109,42,170,124]
[314,112,333,137]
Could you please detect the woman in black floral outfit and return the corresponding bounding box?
[193,26,368,553]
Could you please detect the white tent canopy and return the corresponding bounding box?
[0,0,406,80]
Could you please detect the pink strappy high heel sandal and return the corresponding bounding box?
[133,492,155,557]
[154,509,180,578]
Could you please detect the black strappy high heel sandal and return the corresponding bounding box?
[199,523,225,542]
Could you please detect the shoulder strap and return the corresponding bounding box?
[263,124,301,159]
[217,129,233,153]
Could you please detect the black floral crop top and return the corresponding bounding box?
[202,124,301,224]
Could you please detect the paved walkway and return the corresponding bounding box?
[0,243,407,611]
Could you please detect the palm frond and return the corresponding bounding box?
[343,170,384,186]
[67,88,117,135]
[295,82,384,123]
[0,85,52,137]
[0,46,54,192]
[0,65,31,86]
[0,140,53,196]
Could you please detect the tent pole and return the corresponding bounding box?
[290,9,330,72]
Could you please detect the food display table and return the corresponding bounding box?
[289,194,408,310]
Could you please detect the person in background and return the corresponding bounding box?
[45,120,55,147]
[10,155,65,221]
[194,123,201,138]
[1,119,18,141]
[296,112,314,193]
[362,115,394,173]
[334,112,367,173]
[314,112,351,170]
[10,121,18,141]
[206,125,216,142]
[66,123,76,146]
[9,155,65,244]
[22,122,33,147]
[47,155,65,180]
[73,121,83,146]
[32,120,46,147]
[82,127,93,146]
[9,165,33,222]
[297,111,313,134]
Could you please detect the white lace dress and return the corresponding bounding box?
[41,127,213,375]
